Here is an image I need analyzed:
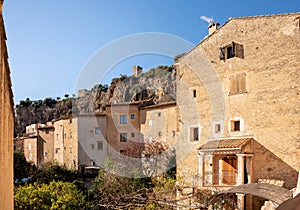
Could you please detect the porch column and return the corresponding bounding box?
[206,154,214,185]
[236,154,245,185]
[198,152,205,187]
[236,193,245,210]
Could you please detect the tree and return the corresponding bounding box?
[14,151,36,185]
[64,94,69,98]
[29,162,78,184]
[14,181,85,209]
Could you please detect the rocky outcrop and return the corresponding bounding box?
[15,65,176,136]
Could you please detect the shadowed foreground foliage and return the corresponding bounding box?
[14,181,85,210]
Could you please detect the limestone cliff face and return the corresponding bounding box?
[15,66,176,135]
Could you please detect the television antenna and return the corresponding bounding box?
[200,15,214,27]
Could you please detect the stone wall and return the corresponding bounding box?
[0,1,14,208]
[176,12,300,191]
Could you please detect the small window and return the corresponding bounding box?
[70,132,72,138]
[120,150,126,155]
[149,119,154,126]
[220,42,244,60]
[131,132,135,138]
[149,136,153,144]
[91,144,95,149]
[120,133,127,142]
[92,161,96,166]
[120,115,127,124]
[131,114,135,119]
[89,130,94,137]
[45,152,48,157]
[55,148,60,154]
[97,142,103,150]
[56,134,59,140]
[190,127,199,141]
[172,130,176,137]
[158,131,162,137]
[95,128,101,134]
[229,73,246,95]
[193,90,197,98]
[231,120,240,132]
[69,118,72,123]
[215,124,221,133]
[158,112,161,117]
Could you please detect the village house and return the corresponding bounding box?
[174,12,300,209]
[0,0,14,208]
[140,101,178,176]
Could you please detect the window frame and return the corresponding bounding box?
[120,115,127,124]
[189,126,200,142]
[120,133,128,142]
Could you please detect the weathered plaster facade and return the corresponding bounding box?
[0,0,14,208]
[175,13,300,209]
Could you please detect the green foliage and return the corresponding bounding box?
[14,151,36,185]
[14,181,85,210]
[30,163,78,185]
[42,98,57,107]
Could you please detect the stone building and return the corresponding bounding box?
[53,113,107,171]
[174,12,300,209]
[23,123,55,167]
[140,102,178,176]
[0,0,14,208]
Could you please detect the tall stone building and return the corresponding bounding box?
[0,0,14,209]
[175,12,300,209]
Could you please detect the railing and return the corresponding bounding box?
[194,170,238,187]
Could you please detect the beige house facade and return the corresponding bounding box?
[175,13,300,209]
[0,0,14,208]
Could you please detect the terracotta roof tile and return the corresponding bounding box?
[198,138,252,150]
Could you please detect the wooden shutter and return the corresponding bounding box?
[237,73,246,93]
[231,42,236,56]
[236,43,244,59]
[229,76,237,95]
[219,47,225,60]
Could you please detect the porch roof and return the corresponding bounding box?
[198,138,252,151]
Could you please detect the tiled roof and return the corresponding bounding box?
[198,138,252,150]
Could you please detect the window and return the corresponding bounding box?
[190,127,199,141]
[229,73,246,95]
[55,148,60,154]
[45,152,48,157]
[70,131,72,138]
[120,150,126,155]
[120,115,127,124]
[215,124,221,133]
[91,144,95,149]
[149,136,153,144]
[131,114,135,119]
[120,133,127,142]
[158,131,162,137]
[149,119,154,126]
[158,112,161,117]
[131,132,135,138]
[97,142,103,150]
[172,130,176,137]
[89,130,94,137]
[231,120,240,132]
[56,134,59,140]
[193,90,197,98]
[220,42,244,60]
[95,128,101,134]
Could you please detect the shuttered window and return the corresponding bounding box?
[229,73,247,95]
[220,42,244,60]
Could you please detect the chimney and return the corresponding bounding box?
[132,66,142,77]
[208,22,220,35]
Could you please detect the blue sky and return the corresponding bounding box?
[3,1,300,103]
